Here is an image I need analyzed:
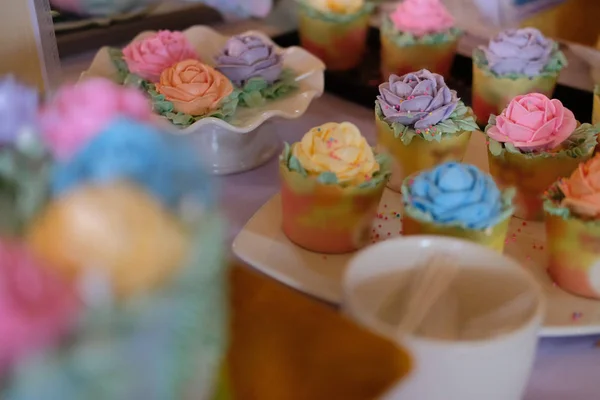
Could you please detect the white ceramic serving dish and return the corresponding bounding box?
[81,26,325,175]
[232,188,600,338]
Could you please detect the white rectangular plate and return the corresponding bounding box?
[233,189,600,338]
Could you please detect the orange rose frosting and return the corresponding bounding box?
[559,154,600,218]
[155,59,233,116]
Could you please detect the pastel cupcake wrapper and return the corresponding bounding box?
[488,147,592,221]
[298,7,370,71]
[279,162,387,254]
[402,212,511,253]
[380,34,458,79]
[375,114,472,192]
[545,212,600,299]
[472,62,558,126]
[543,182,600,299]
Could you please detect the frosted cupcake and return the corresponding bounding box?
[375,69,479,192]
[0,77,228,399]
[380,0,461,79]
[472,28,567,125]
[297,0,374,71]
[543,154,600,299]
[402,162,514,252]
[280,122,390,253]
[485,93,598,221]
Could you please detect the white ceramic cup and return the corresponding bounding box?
[342,236,545,400]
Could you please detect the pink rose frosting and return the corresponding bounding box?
[40,78,152,161]
[486,93,577,152]
[0,240,80,373]
[123,30,199,82]
[390,0,455,37]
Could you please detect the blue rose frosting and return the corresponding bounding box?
[51,117,214,209]
[402,162,513,230]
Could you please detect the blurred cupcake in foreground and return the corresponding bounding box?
[297,0,374,71]
[543,154,600,299]
[380,0,461,79]
[375,69,478,192]
[484,93,598,221]
[472,28,567,125]
[402,162,514,252]
[280,122,390,253]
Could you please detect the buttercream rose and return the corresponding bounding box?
[377,69,458,129]
[0,76,38,145]
[390,0,454,36]
[405,162,506,229]
[482,28,554,77]
[0,240,79,373]
[307,0,364,14]
[215,35,283,87]
[558,155,600,218]
[486,93,577,152]
[155,60,233,116]
[40,78,152,161]
[122,30,198,82]
[292,122,379,185]
[52,118,212,208]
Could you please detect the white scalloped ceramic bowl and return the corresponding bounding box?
[81,26,326,175]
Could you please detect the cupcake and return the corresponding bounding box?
[484,93,599,221]
[402,162,515,252]
[375,69,479,192]
[380,0,461,79]
[280,122,390,253]
[543,154,600,299]
[297,0,374,71]
[472,28,567,125]
[215,34,297,108]
[0,77,228,400]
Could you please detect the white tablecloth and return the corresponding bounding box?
[219,93,600,400]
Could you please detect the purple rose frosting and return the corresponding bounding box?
[0,76,38,144]
[215,35,283,87]
[377,69,458,129]
[482,28,553,77]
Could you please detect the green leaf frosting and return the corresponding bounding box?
[375,100,479,145]
[297,0,375,23]
[317,172,338,184]
[280,142,392,188]
[484,116,600,159]
[108,48,239,127]
[473,43,567,79]
[238,69,298,108]
[0,133,52,237]
[381,16,462,47]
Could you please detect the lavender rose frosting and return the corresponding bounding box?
[0,76,38,145]
[377,69,458,129]
[215,35,283,87]
[482,28,553,77]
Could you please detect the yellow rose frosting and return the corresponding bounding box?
[292,122,379,185]
[307,0,364,14]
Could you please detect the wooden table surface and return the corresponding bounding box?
[226,264,412,400]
